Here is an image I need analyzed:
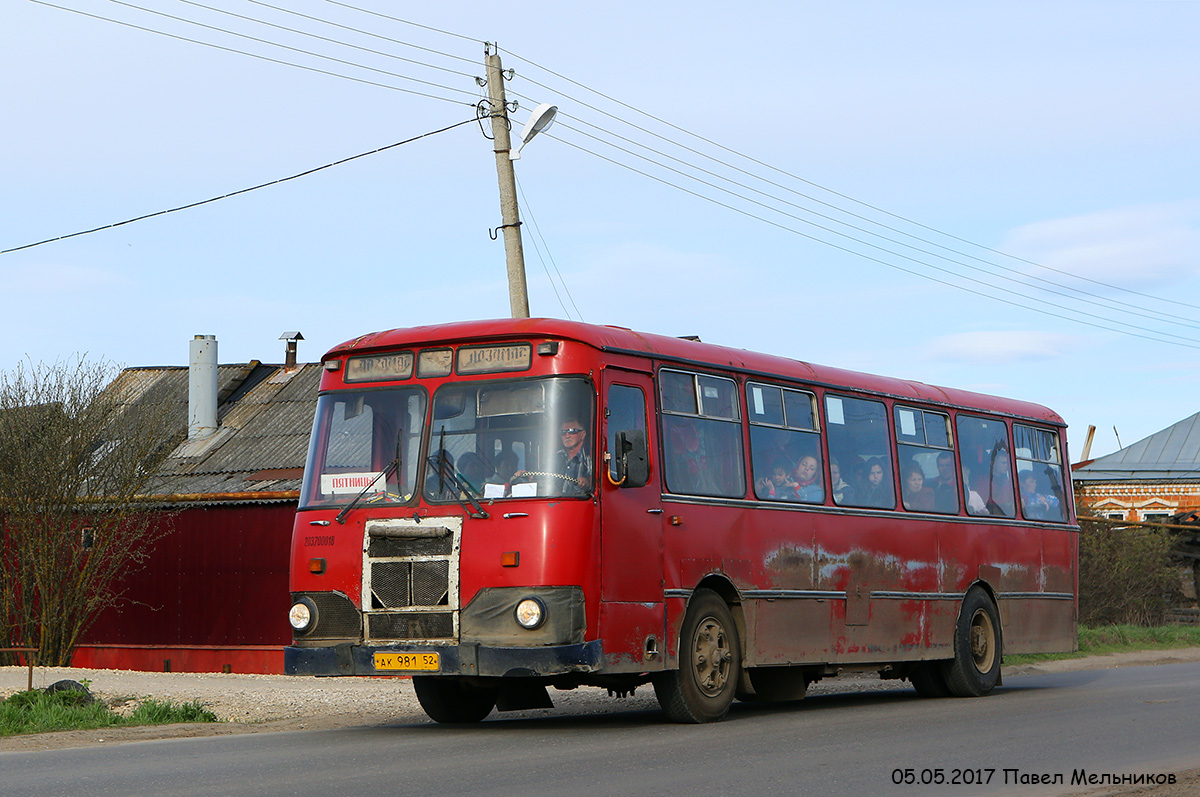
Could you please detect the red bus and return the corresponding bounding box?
[285,319,1077,723]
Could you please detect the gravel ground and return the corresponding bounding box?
[4,647,1200,755]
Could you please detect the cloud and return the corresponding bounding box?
[3,263,125,294]
[925,330,1080,364]
[1001,202,1200,289]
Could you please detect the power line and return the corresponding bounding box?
[23,1,1196,343]
[545,133,1200,351]
[505,50,1198,313]
[320,0,481,46]
[514,174,582,322]
[32,0,472,105]
[103,0,478,100]
[1,117,481,256]
[499,55,1200,337]
[544,107,1200,334]
[177,0,479,81]
[548,117,1200,338]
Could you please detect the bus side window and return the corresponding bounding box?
[957,415,1016,518]
[607,384,648,484]
[747,383,823,503]
[825,394,894,509]
[1014,424,1067,522]
[660,369,745,498]
[895,407,958,514]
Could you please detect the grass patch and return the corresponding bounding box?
[0,689,219,737]
[1005,624,1200,665]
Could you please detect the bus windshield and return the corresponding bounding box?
[300,387,427,509]
[425,376,594,501]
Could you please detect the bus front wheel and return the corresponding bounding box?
[944,588,1002,697]
[412,676,497,723]
[654,589,741,723]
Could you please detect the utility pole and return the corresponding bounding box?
[484,46,530,319]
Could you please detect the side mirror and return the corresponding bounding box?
[613,429,649,488]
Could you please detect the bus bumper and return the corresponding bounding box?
[284,640,605,679]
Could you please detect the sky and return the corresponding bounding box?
[3,0,1198,461]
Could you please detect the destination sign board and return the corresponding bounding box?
[456,343,532,375]
[345,352,414,382]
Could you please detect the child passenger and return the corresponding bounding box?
[792,455,824,503]
[756,459,798,500]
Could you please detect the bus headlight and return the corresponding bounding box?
[289,597,317,633]
[514,597,546,630]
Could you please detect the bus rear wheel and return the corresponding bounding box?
[944,588,1002,697]
[654,589,741,723]
[412,676,497,723]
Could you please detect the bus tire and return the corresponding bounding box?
[653,589,741,723]
[909,662,952,698]
[412,676,497,723]
[943,588,1002,697]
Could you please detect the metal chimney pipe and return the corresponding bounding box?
[188,335,218,440]
[279,331,304,371]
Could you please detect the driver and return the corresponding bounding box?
[555,417,593,490]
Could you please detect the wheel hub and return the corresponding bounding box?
[692,617,731,696]
[969,609,996,671]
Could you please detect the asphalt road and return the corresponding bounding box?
[4,662,1199,796]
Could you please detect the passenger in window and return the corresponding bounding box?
[456,452,488,496]
[1020,470,1061,520]
[792,455,824,502]
[667,418,719,494]
[484,450,520,496]
[961,466,989,515]
[756,458,798,500]
[846,458,868,495]
[985,446,1015,517]
[901,461,935,512]
[829,459,855,505]
[425,451,457,498]
[493,450,519,484]
[859,457,893,508]
[931,451,959,513]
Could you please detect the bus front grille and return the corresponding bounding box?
[363,517,460,642]
[367,612,455,640]
[370,561,449,608]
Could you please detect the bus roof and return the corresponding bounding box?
[326,318,1065,427]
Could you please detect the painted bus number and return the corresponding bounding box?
[374,652,440,672]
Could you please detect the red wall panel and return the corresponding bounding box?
[81,503,293,648]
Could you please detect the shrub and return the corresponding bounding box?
[1079,519,1181,626]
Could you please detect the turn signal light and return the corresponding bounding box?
[308,558,326,574]
[501,551,520,567]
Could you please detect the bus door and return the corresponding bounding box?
[599,368,666,667]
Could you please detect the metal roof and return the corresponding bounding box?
[107,363,320,503]
[1074,411,1200,482]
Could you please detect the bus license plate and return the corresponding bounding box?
[374,652,440,672]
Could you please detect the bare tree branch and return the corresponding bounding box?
[0,357,182,665]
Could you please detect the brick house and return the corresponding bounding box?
[1073,412,1200,522]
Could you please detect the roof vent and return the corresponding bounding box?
[280,331,304,370]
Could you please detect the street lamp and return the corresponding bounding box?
[511,103,558,160]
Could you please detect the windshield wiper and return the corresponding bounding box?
[426,428,489,519]
[335,458,398,525]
